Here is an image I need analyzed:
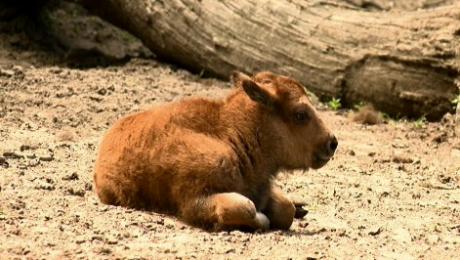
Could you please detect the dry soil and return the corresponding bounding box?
[1,6,460,260]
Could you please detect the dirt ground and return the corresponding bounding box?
[1,4,460,260]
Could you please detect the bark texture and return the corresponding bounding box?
[81,0,460,120]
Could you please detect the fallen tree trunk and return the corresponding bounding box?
[81,0,460,120]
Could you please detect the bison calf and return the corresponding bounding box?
[94,71,337,231]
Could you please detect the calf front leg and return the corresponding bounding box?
[263,186,296,230]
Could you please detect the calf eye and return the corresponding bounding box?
[294,111,309,123]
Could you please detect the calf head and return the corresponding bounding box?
[232,71,337,170]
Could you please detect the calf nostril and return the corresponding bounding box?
[328,136,338,153]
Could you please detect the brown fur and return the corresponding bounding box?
[352,105,383,125]
[94,71,337,231]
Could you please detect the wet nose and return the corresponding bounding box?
[326,135,338,156]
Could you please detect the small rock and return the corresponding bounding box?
[225,248,236,254]
[438,174,454,185]
[39,155,54,162]
[298,222,309,228]
[392,153,413,164]
[106,238,118,245]
[19,143,38,152]
[67,188,85,197]
[35,182,55,191]
[9,200,26,210]
[96,247,111,255]
[57,130,77,142]
[0,156,9,168]
[91,235,103,241]
[17,163,28,170]
[392,228,412,244]
[75,237,86,244]
[28,158,40,167]
[62,172,79,181]
[3,151,24,159]
[432,132,448,143]
[368,226,383,236]
[412,192,421,199]
[348,150,356,156]
[426,234,440,245]
[85,182,92,191]
[0,69,14,77]
[441,112,454,125]
[24,152,36,159]
[37,149,54,162]
[97,88,107,95]
[12,65,24,74]
[392,143,409,149]
[397,164,407,172]
[50,67,63,74]
[89,95,103,102]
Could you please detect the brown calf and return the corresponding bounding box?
[94,71,337,231]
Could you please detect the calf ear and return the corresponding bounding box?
[242,79,276,109]
[231,71,251,85]
[232,71,276,108]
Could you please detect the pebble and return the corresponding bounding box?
[50,67,63,74]
[97,88,107,95]
[20,144,33,151]
[0,156,8,167]
[3,151,24,159]
[37,149,54,162]
[368,226,382,236]
[426,234,440,245]
[85,182,92,191]
[35,182,55,191]
[0,69,15,77]
[12,65,24,74]
[96,247,112,255]
[24,152,36,159]
[392,152,413,164]
[18,163,28,170]
[67,187,85,197]
[62,172,79,181]
[28,158,40,167]
[392,228,412,244]
[441,112,454,124]
[432,132,447,143]
[106,238,118,245]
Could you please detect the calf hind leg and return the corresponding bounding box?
[181,192,270,231]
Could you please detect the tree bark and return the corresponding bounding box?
[81,0,460,120]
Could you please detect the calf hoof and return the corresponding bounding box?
[294,205,309,219]
[254,212,270,231]
[292,199,309,219]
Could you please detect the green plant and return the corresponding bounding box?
[328,97,342,111]
[414,116,427,129]
[198,69,206,78]
[353,101,366,110]
[381,112,391,120]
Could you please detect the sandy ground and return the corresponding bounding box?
[1,6,460,260]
